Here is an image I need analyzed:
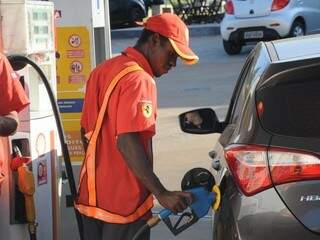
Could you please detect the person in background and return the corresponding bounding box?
[0,52,29,194]
[76,13,199,240]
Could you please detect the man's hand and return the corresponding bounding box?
[155,190,193,214]
[0,111,19,136]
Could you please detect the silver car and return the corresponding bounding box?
[220,0,320,54]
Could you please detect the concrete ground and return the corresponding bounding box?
[60,35,252,240]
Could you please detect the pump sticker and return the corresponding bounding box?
[37,159,47,186]
[36,133,48,186]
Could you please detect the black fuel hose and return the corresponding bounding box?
[132,215,161,240]
[7,55,84,240]
[132,223,149,240]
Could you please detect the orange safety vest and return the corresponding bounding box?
[75,64,154,224]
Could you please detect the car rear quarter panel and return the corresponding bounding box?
[228,187,320,240]
[213,153,320,239]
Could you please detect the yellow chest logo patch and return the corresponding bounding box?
[141,102,153,118]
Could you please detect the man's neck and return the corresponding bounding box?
[133,44,150,64]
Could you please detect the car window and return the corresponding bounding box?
[230,47,269,125]
[230,58,254,124]
[223,52,255,125]
[257,63,320,138]
[228,53,255,125]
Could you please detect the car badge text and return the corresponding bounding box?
[300,195,320,202]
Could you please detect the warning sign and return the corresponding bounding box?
[70,61,83,74]
[57,27,91,162]
[68,34,81,48]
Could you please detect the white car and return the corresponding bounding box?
[220,0,320,55]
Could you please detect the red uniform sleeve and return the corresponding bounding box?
[116,73,157,135]
[0,54,29,115]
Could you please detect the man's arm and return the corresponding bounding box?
[0,111,19,137]
[117,132,192,214]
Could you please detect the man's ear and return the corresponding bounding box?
[150,32,161,47]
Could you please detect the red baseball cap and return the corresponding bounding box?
[138,13,199,65]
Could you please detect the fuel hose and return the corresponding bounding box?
[132,223,149,240]
[7,55,84,240]
[132,216,161,240]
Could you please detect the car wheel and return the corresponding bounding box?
[223,40,242,55]
[289,20,305,38]
[130,6,145,25]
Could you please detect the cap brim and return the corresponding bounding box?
[168,38,199,65]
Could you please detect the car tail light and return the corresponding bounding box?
[269,148,320,185]
[224,0,234,15]
[225,145,320,196]
[271,0,290,11]
[225,145,271,196]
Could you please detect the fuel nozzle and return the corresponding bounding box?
[11,145,31,171]
[13,145,22,157]
[132,168,221,240]
[11,145,37,240]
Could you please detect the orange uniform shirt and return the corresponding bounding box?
[78,47,157,218]
[0,53,29,192]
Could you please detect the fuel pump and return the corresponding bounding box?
[0,1,80,240]
[7,54,84,240]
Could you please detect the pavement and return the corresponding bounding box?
[111,23,221,39]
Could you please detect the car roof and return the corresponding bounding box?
[270,34,320,62]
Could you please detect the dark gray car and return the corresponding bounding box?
[179,34,320,239]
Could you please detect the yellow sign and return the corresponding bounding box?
[56,27,91,161]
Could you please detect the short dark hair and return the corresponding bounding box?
[136,29,169,46]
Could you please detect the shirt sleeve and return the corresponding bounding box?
[116,73,156,135]
[0,54,29,115]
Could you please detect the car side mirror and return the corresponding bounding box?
[179,108,223,134]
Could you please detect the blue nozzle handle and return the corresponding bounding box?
[190,187,215,218]
[158,187,216,220]
[159,208,172,219]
